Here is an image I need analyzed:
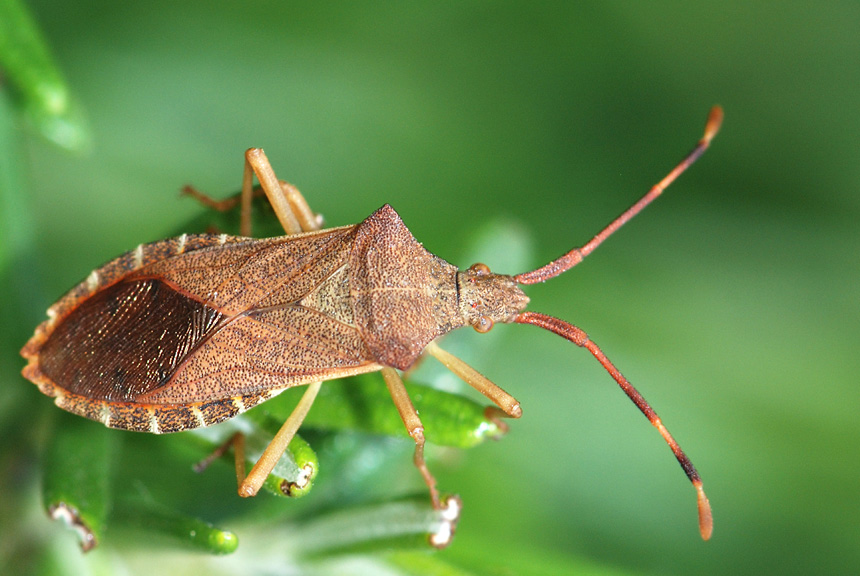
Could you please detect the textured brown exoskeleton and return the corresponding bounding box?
[22,107,722,546]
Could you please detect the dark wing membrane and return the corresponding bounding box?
[37,278,224,402]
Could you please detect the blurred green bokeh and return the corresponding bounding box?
[2,2,858,575]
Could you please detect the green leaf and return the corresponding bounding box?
[290,497,461,558]
[0,0,89,150]
[41,412,114,552]
[115,493,239,555]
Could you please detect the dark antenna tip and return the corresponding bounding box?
[515,311,711,540]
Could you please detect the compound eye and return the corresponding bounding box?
[473,315,494,333]
[468,262,491,276]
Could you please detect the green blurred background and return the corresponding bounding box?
[2,1,858,575]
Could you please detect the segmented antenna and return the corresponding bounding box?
[514,106,722,540]
[515,106,723,286]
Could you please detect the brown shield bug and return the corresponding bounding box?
[21,106,722,546]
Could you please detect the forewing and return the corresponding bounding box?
[26,225,377,410]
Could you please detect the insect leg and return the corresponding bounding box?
[245,148,322,235]
[381,366,447,509]
[192,431,244,475]
[180,187,256,212]
[182,149,322,236]
[237,381,323,498]
[424,341,522,419]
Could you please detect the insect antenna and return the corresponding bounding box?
[514,106,723,286]
[505,107,722,540]
[514,311,712,540]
